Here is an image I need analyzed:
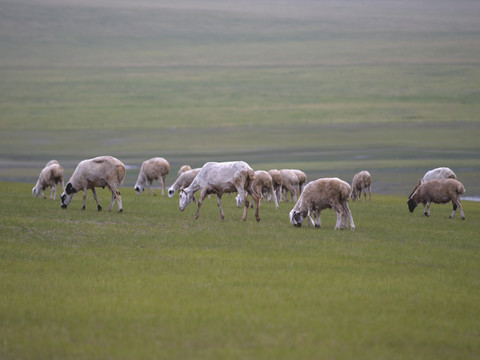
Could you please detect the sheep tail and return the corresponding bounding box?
[457,182,465,195]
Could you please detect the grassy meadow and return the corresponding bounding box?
[1,0,480,358]
[1,182,480,359]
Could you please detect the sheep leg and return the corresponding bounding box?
[307,209,315,227]
[148,180,156,196]
[253,194,261,222]
[161,175,166,196]
[81,190,88,210]
[115,189,123,212]
[315,210,322,228]
[216,194,225,220]
[343,202,355,230]
[194,190,207,220]
[451,199,465,220]
[424,201,432,217]
[91,188,102,211]
[368,185,372,202]
[51,184,57,200]
[270,186,279,209]
[237,190,249,221]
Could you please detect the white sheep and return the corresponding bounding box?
[407,178,465,219]
[32,161,65,200]
[168,168,201,201]
[291,169,307,195]
[177,165,192,177]
[351,170,371,202]
[61,156,125,212]
[179,161,261,221]
[289,177,355,230]
[134,157,170,196]
[235,170,279,210]
[280,169,300,202]
[268,169,283,203]
[408,167,456,198]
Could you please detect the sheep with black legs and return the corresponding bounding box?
[407,178,465,219]
[32,161,65,200]
[134,157,170,196]
[408,167,456,199]
[179,161,261,221]
[351,170,371,202]
[61,156,125,212]
[289,178,355,230]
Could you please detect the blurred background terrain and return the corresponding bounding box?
[1,0,479,197]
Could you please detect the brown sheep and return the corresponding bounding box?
[408,167,457,199]
[351,170,371,202]
[61,156,125,212]
[407,178,465,219]
[289,178,355,230]
[236,170,279,210]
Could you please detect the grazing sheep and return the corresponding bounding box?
[408,167,456,199]
[168,168,201,201]
[134,157,170,196]
[351,170,372,202]
[61,156,125,212]
[291,169,307,195]
[407,178,465,219]
[280,169,300,202]
[289,178,355,230]
[235,170,279,210]
[32,162,65,200]
[179,161,261,221]
[268,169,283,202]
[178,165,192,177]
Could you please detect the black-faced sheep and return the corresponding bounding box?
[408,167,456,199]
[61,156,125,212]
[168,168,201,201]
[235,170,279,210]
[351,170,371,202]
[179,161,261,221]
[134,157,170,196]
[407,178,465,219]
[289,178,355,230]
[32,161,65,200]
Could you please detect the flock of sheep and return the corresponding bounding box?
[32,155,466,229]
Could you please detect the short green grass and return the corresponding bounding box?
[1,182,479,359]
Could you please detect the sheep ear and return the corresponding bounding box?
[66,183,77,194]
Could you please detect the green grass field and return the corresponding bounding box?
[1,0,480,358]
[1,182,480,359]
